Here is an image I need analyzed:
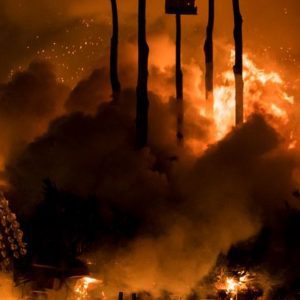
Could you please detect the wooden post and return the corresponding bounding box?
[176,13,184,144]
[136,0,149,148]
[204,0,215,117]
[110,0,121,100]
[132,293,138,300]
[232,0,244,125]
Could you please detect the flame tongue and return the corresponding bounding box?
[73,276,103,299]
[208,50,294,142]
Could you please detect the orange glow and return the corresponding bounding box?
[0,156,8,189]
[201,49,294,141]
[147,44,296,155]
[216,272,250,296]
[73,276,103,299]
[226,277,239,294]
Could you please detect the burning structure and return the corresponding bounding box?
[0,0,299,299]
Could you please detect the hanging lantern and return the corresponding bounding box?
[165,0,198,15]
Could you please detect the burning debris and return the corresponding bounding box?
[68,276,104,300]
[215,270,263,300]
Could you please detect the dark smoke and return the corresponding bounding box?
[0,1,299,295]
[0,61,69,166]
[5,70,298,294]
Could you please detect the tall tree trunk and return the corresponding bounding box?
[204,0,214,117]
[176,14,184,144]
[233,0,244,125]
[136,0,149,148]
[110,0,121,100]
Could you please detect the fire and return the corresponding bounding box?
[226,278,239,294]
[225,275,248,295]
[73,276,103,299]
[214,269,265,300]
[216,272,250,298]
[209,49,294,141]
[288,131,297,149]
[184,47,295,155]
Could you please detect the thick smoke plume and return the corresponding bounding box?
[0,61,69,188]
[3,67,299,296]
[0,0,299,297]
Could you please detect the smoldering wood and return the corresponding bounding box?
[136,0,149,148]
[204,0,215,117]
[232,0,244,125]
[110,0,121,99]
[176,13,184,144]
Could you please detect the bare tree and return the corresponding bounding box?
[204,0,215,117]
[136,0,149,148]
[166,1,197,144]
[176,14,184,144]
[233,0,244,125]
[110,0,121,100]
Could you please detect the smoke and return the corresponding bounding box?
[5,76,298,295]
[0,61,69,182]
[94,114,296,296]
[0,30,298,300]
[0,0,299,297]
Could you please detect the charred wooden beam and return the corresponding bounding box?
[132,293,138,300]
[110,0,121,100]
[233,0,244,125]
[119,292,124,300]
[204,0,215,117]
[136,0,149,148]
[176,13,184,144]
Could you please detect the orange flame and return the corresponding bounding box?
[210,50,294,140]
[216,272,250,297]
[73,276,103,299]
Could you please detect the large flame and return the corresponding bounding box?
[211,50,294,141]
[73,276,104,299]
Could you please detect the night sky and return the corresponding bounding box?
[0,0,299,85]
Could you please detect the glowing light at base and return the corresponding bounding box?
[216,272,250,298]
[73,276,103,300]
